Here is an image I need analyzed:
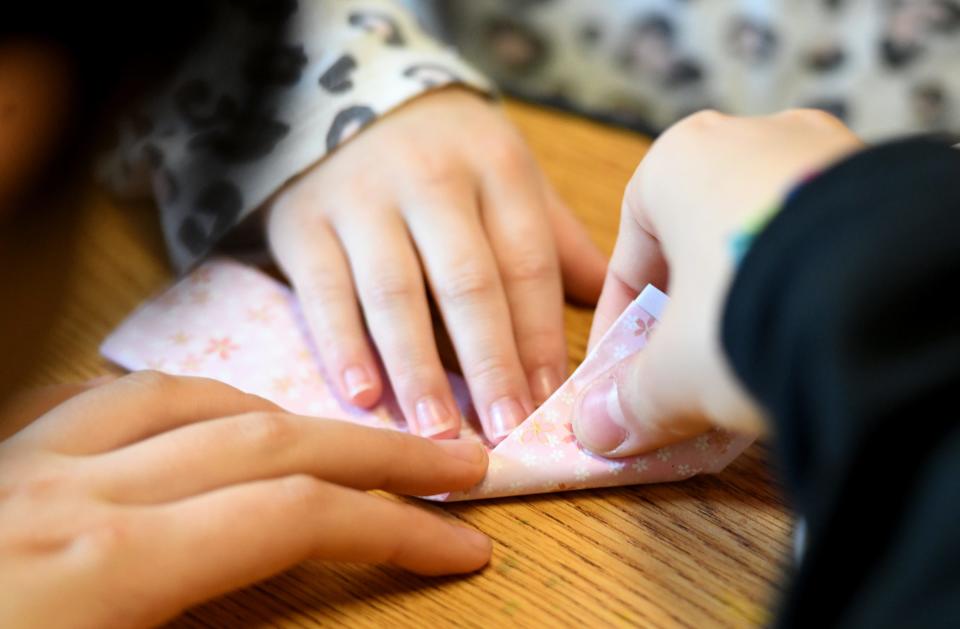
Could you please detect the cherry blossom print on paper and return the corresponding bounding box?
[101,258,753,501]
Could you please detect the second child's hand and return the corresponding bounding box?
[0,372,491,628]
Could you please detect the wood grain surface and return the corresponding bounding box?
[14,100,791,628]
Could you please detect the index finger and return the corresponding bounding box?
[20,372,278,454]
[96,414,488,504]
[587,195,668,351]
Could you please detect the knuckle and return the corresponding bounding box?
[237,412,299,450]
[122,369,174,393]
[239,389,277,410]
[275,474,326,505]
[278,198,327,232]
[299,272,354,314]
[517,329,563,362]
[683,108,726,128]
[694,108,726,123]
[623,166,646,203]
[367,430,407,484]
[436,262,497,303]
[659,110,726,148]
[462,351,514,388]
[363,269,420,310]
[10,475,68,501]
[502,247,557,286]
[381,426,412,454]
[4,457,76,502]
[75,514,136,559]
[407,149,462,192]
[783,107,841,126]
[391,360,443,397]
[484,138,533,175]
[644,110,728,177]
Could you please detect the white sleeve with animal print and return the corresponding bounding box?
[98,0,492,273]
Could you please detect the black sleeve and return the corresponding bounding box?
[721,138,960,629]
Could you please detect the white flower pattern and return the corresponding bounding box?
[694,434,711,452]
[102,259,752,502]
[656,446,673,462]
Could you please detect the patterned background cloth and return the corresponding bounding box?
[99,0,960,270]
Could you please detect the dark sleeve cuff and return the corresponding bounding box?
[721,138,960,628]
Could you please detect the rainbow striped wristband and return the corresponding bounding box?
[729,171,821,264]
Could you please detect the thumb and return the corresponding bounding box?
[573,284,766,457]
[572,314,713,457]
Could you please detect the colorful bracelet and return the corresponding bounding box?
[729,171,821,265]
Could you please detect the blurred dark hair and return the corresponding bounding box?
[4,1,220,177]
[0,1,286,401]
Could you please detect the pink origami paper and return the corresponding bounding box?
[101,258,752,501]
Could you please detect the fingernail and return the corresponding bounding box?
[343,365,374,402]
[436,439,487,464]
[456,526,493,555]
[574,377,627,453]
[488,397,525,442]
[415,396,458,438]
[530,366,563,406]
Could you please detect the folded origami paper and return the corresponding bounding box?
[101,258,752,501]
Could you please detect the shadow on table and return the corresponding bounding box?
[172,562,480,627]
[169,443,788,627]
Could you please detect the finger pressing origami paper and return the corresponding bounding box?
[101,259,753,502]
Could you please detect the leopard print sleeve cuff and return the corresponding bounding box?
[98,0,493,272]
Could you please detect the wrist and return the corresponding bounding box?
[729,170,823,264]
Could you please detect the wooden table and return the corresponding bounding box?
[16,101,791,627]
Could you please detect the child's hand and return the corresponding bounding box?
[574,110,862,457]
[0,373,491,628]
[267,88,606,443]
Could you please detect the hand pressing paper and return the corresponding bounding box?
[101,258,753,501]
